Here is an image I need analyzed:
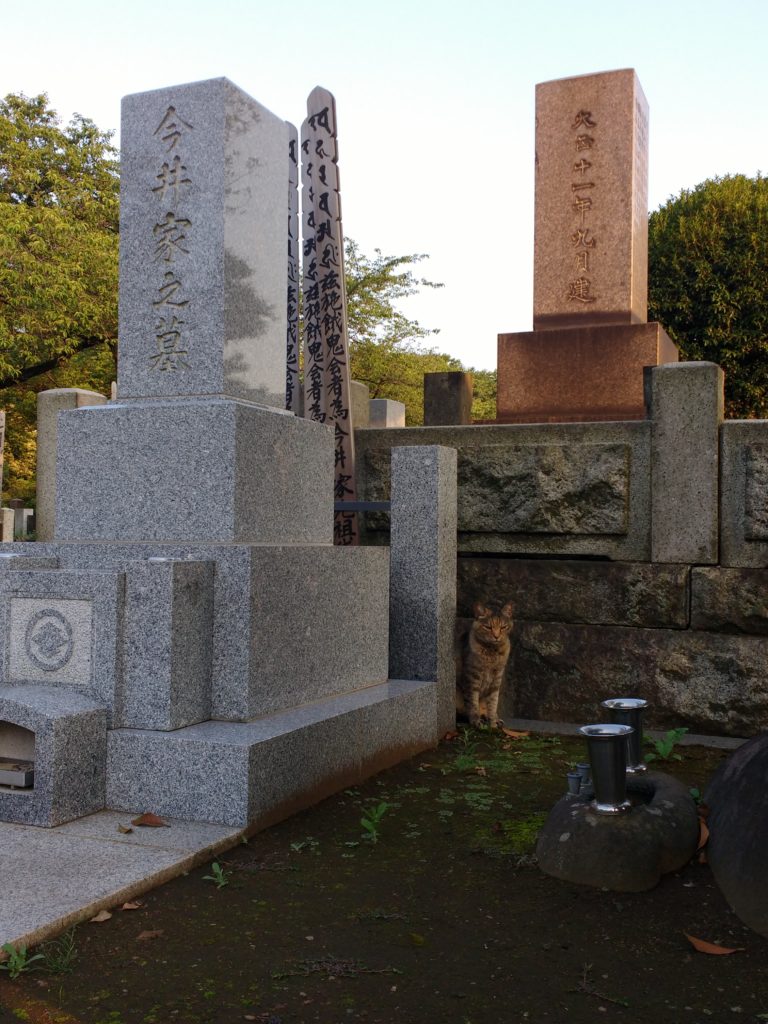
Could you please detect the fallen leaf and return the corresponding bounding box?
[409,932,426,946]
[90,909,112,923]
[117,824,133,834]
[698,819,710,850]
[131,812,169,828]
[442,731,459,741]
[684,933,744,955]
[474,766,487,776]
[502,728,530,739]
[698,850,708,864]
[136,929,164,941]
[121,901,143,911]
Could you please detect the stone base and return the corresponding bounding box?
[536,771,698,892]
[106,680,436,828]
[496,322,678,423]
[0,685,106,827]
[55,398,334,545]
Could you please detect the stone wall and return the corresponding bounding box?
[355,362,768,738]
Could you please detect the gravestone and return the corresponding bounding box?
[497,69,677,423]
[0,77,455,830]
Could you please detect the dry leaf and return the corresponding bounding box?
[474,766,487,776]
[502,728,530,739]
[90,909,112,923]
[698,819,710,850]
[684,932,744,955]
[131,812,169,828]
[442,731,459,741]
[117,824,133,834]
[698,850,708,864]
[121,901,143,911]
[136,929,164,941]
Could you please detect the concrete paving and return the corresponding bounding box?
[0,810,241,950]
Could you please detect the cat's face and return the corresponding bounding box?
[473,602,514,644]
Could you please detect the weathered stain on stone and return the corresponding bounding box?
[744,445,768,540]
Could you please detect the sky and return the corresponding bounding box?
[1,0,766,371]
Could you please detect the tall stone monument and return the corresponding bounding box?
[0,78,455,831]
[497,69,677,423]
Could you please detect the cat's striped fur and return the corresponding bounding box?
[455,602,514,727]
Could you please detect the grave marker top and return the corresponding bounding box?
[533,68,648,330]
[117,77,289,407]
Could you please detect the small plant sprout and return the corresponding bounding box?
[202,861,230,888]
[360,802,390,844]
[40,928,78,975]
[0,943,44,979]
[645,727,688,763]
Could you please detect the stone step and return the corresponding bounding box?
[106,679,437,828]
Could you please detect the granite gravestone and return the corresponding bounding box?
[497,69,677,423]
[0,77,455,830]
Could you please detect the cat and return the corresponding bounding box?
[455,601,514,728]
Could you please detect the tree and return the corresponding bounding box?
[0,92,119,499]
[648,173,768,418]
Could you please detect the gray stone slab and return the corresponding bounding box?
[721,420,768,566]
[0,570,123,716]
[389,447,457,735]
[36,388,107,542]
[350,380,370,429]
[0,684,106,826]
[369,399,405,428]
[458,558,689,628]
[55,399,334,545]
[248,546,389,717]
[106,680,436,827]
[118,77,289,406]
[122,559,214,729]
[423,372,473,426]
[691,566,768,635]
[509,621,768,737]
[356,422,651,559]
[650,362,723,564]
[52,809,238,851]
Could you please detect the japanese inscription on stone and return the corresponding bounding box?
[150,106,194,371]
[286,122,300,411]
[301,87,358,545]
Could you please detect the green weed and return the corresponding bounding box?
[645,727,688,763]
[202,861,230,888]
[0,943,44,979]
[40,927,78,974]
[360,801,390,844]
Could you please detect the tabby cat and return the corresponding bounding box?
[455,602,514,727]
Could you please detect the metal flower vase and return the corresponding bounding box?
[578,724,634,814]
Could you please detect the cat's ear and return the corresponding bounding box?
[473,602,489,618]
[500,602,514,618]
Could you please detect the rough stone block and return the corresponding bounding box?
[118,78,289,406]
[423,372,473,426]
[0,571,123,719]
[651,362,723,564]
[721,421,768,566]
[0,684,106,826]
[0,511,13,543]
[705,734,768,938]
[691,567,768,635]
[356,421,651,560]
[56,399,334,545]
[458,558,689,628]
[509,621,767,736]
[534,69,648,329]
[369,400,405,428]
[121,559,214,730]
[389,446,457,735]
[36,389,107,542]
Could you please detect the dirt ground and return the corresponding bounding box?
[1,729,766,1024]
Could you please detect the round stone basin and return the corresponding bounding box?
[536,770,699,893]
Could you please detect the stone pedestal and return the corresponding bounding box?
[497,322,677,422]
[424,372,473,426]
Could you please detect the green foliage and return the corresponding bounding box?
[360,801,390,844]
[345,240,463,424]
[470,368,497,421]
[39,927,78,974]
[644,727,688,763]
[0,92,117,499]
[0,942,44,979]
[202,861,230,888]
[648,173,768,418]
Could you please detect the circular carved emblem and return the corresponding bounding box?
[24,608,74,672]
